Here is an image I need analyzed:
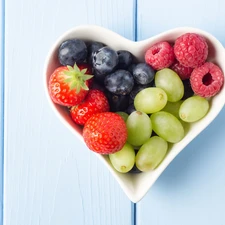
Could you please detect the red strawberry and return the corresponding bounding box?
[70,89,110,125]
[83,112,127,154]
[77,63,94,87]
[48,63,93,107]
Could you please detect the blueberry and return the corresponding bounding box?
[133,63,155,85]
[106,92,129,112]
[93,70,106,84]
[151,80,156,87]
[117,50,133,69]
[93,47,118,75]
[128,63,137,74]
[182,79,194,100]
[58,39,87,66]
[90,80,106,92]
[87,41,105,65]
[126,103,136,114]
[104,70,134,95]
[130,84,152,101]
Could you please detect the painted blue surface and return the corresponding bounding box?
[3,1,134,225]
[2,0,225,224]
[136,1,225,224]
[0,0,4,224]
[137,110,225,224]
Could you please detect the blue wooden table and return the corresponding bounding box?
[1,0,225,224]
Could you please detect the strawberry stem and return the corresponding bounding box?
[64,63,93,93]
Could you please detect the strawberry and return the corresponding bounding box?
[70,89,110,125]
[83,112,127,154]
[48,63,93,107]
[77,63,94,87]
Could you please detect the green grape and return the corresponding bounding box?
[179,96,209,122]
[162,100,183,119]
[162,100,188,130]
[116,111,129,122]
[155,68,184,102]
[109,143,135,173]
[134,87,167,114]
[150,111,184,143]
[126,111,152,146]
[136,136,168,171]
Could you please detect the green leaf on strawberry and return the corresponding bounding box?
[48,63,93,107]
[64,64,93,93]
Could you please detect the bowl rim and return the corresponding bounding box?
[43,25,225,203]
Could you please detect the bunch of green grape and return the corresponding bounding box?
[109,68,209,173]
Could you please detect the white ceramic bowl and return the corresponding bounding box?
[43,25,225,203]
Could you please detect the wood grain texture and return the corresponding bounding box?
[0,0,4,224]
[4,0,135,225]
[136,0,225,224]
[137,0,225,46]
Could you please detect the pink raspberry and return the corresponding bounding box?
[145,41,175,70]
[190,62,224,98]
[174,33,208,68]
[170,61,193,80]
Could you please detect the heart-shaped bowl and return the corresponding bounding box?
[43,25,225,203]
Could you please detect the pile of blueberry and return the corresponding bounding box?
[58,39,193,114]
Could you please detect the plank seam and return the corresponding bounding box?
[134,0,138,41]
[131,202,136,225]
[132,0,137,224]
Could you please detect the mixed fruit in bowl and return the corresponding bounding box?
[47,28,224,174]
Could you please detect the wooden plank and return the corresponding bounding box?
[0,0,4,224]
[4,0,135,225]
[136,0,225,224]
[136,0,225,46]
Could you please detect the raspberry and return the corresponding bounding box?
[145,41,175,70]
[174,33,208,68]
[190,62,224,98]
[170,61,193,80]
